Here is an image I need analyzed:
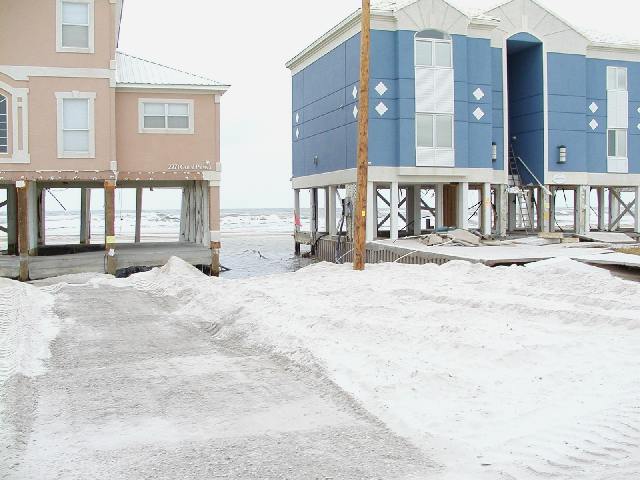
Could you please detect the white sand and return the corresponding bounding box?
[163,257,640,479]
[2,257,640,478]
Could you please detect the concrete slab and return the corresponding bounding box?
[576,232,638,244]
[1,282,434,479]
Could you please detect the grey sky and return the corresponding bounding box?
[48,0,639,211]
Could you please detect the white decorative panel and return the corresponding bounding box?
[434,69,454,114]
[416,147,454,167]
[473,107,485,120]
[295,128,299,139]
[473,88,485,101]
[352,86,358,99]
[637,123,640,130]
[375,82,388,96]
[589,119,598,130]
[415,68,436,113]
[589,102,598,113]
[608,157,629,173]
[608,90,628,129]
[352,105,358,119]
[375,102,388,116]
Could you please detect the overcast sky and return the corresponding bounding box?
[48,0,639,211]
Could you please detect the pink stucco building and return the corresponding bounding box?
[0,0,228,280]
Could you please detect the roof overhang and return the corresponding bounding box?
[116,83,230,94]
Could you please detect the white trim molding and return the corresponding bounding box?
[0,65,113,82]
[55,91,97,159]
[56,0,95,54]
[138,98,195,135]
[0,81,30,164]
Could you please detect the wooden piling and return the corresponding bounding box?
[135,187,143,243]
[80,188,91,245]
[104,180,117,275]
[17,181,29,281]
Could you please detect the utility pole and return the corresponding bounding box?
[353,0,370,271]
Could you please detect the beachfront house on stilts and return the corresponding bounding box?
[287,0,640,260]
[0,0,228,280]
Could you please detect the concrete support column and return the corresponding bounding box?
[7,186,18,255]
[538,187,551,233]
[104,181,117,275]
[575,185,590,235]
[495,185,508,237]
[609,188,620,231]
[412,186,422,236]
[293,188,301,255]
[597,187,606,231]
[508,193,517,232]
[16,181,30,281]
[481,183,492,237]
[634,186,640,234]
[435,184,444,230]
[80,188,91,245]
[390,181,399,241]
[456,182,469,230]
[366,181,375,242]
[209,184,221,277]
[327,186,337,236]
[135,187,143,243]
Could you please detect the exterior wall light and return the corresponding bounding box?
[491,142,497,162]
[558,145,567,164]
[313,155,319,166]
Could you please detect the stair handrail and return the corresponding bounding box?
[515,156,552,196]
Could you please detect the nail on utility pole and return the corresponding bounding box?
[353,0,370,271]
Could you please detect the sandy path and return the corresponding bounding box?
[1,282,434,479]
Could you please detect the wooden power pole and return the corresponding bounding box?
[353,0,370,271]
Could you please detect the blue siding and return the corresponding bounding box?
[492,47,505,170]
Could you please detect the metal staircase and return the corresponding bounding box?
[508,144,534,232]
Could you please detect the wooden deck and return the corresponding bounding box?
[0,242,211,280]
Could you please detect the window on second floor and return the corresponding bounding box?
[57,0,94,53]
[417,113,453,149]
[607,129,627,158]
[0,95,7,154]
[138,100,195,134]
[56,92,96,158]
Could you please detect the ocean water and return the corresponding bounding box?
[0,203,635,279]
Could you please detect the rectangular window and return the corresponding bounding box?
[0,95,7,154]
[415,40,452,68]
[56,92,95,158]
[607,66,628,91]
[607,129,627,157]
[417,113,453,149]
[139,100,194,134]
[57,0,93,53]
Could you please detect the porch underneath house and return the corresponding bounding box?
[0,179,221,281]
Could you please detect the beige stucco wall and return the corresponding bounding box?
[0,0,114,69]
[115,92,220,174]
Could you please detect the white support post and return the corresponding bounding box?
[457,182,469,230]
[609,188,620,231]
[135,187,143,243]
[413,186,422,236]
[597,187,606,232]
[575,185,590,235]
[495,185,508,237]
[435,184,444,230]
[634,186,640,234]
[390,181,399,241]
[293,188,301,255]
[328,186,337,236]
[538,186,550,233]
[310,188,318,238]
[366,181,375,242]
[481,182,492,237]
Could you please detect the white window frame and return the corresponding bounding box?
[138,99,195,135]
[415,37,452,69]
[607,66,628,91]
[607,128,627,158]
[416,113,454,150]
[0,94,8,155]
[56,91,96,159]
[56,0,95,54]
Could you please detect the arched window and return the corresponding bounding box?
[0,94,7,154]
[415,29,452,68]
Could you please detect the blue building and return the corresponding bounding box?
[287,0,640,242]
